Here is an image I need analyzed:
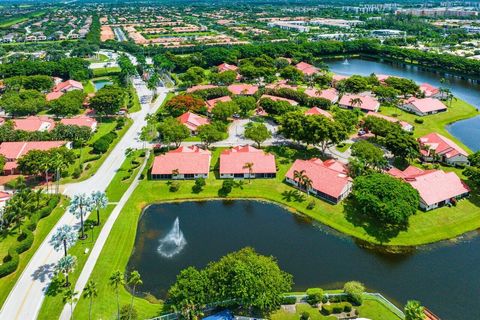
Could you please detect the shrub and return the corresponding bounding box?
[72,166,82,179]
[282,296,297,305]
[332,305,343,313]
[414,118,424,124]
[306,200,316,210]
[169,181,180,192]
[116,117,126,129]
[120,305,137,320]
[306,288,323,305]
[15,228,34,254]
[26,213,40,231]
[343,281,365,306]
[92,138,109,154]
[300,311,310,320]
[219,179,234,196]
[192,177,206,193]
[344,303,352,312]
[0,248,19,277]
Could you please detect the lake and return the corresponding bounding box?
[128,201,480,320]
[326,58,480,151]
[93,79,112,91]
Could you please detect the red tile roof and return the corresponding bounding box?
[228,84,258,95]
[218,63,238,73]
[13,116,55,132]
[332,74,349,82]
[286,158,352,200]
[265,80,298,90]
[46,91,64,101]
[60,116,97,129]
[186,84,218,93]
[418,132,468,159]
[304,88,339,103]
[295,62,319,76]
[205,96,232,112]
[260,94,298,106]
[177,112,210,132]
[53,80,83,93]
[151,146,211,175]
[419,83,440,97]
[388,166,470,206]
[0,141,68,161]
[405,97,447,114]
[339,94,380,112]
[220,145,276,174]
[366,112,412,131]
[305,107,333,119]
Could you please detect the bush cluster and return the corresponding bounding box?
[321,302,353,315]
[92,131,118,154]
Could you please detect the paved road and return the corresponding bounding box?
[0,79,169,320]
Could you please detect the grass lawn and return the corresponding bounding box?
[38,151,148,320]
[358,295,403,320]
[82,81,95,94]
[86,54,109,63]
[336,143,352,153]
[379,98,478,152]
[127,84,141,113]
[92,67,121,77]
[0,196,68,308]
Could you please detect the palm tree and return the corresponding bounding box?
[49,225,77,257]
[128,270,143,320]
[172,168,180,179]
[293,170,306,188]
[349,97,363,110]
[83,280,97,320]
[242,162,254,183]
[302,176,313,197]
[55,255,77,287]
[63,287,79,320]
[69,194,94,240]
[109,270,126,320]
[404,300,425,320]
[90,191,108,226]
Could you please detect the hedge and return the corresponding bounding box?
[282,296,297,305]
[92,131,118,154]
[15,228,34,254]
[321,302,353,315]
[0,248,19,278]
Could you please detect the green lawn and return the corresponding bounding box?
[127,84,141,113]
[336,143,352,153]
[0,196,68,309]
[92,67,121,77]
[82,81,95,94]
[86,54,109,63]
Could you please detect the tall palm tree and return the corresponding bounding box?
[109,270,126,320]
[55,255,77,287]
[128,270,143,320]
[242,162,254,183]
[63,287,79,320]
[49,225,77,257]
[302,176,313,197]
[69,194,94,240]
[293,170,306,189]
[349,97,363,110]
[83,280,97,320]
[90,191,108,226]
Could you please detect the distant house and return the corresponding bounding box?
[265,80,298,91]
[53,80,84,93]
[13,116,55,132]
[219,145,276,179]
[375,74,392,83]
[0,141,71,175]
[304,88,339,103]
[205,96,232,112]
[419,83,441,98]
[186,84,218,93]
[388,166,470,211]
[366,111,413,131]
[400,97,447,116]
[285,158,352,204]
[218,63,238,73]
[418,132,469,166]
[228,84,258,95]
[151,146,211,180]
[295,62,319,76]
[177,112,210,134]
[305,107,333,119]
[332,74,349,86]
[60,116,98,131]
[46,91,64,101]
[338,94,380,112]
[260,94,298,106]
[0,191,12,208]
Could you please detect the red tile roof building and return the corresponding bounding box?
[205,96,232,112]
[228,84,258,95]
[400,97,447,116]
[260,94,298,106]
[265,80,298,90]
[60,116,98,131]
[46,91,64,101]
[186,84,219,93]
[53,80,84,93]
[305,107,333,119]
[388,166,469,211]
[218,63,238,73]
[366,111,413,131]
[304,88,339,103]
[339,94,380,112]
[419,83,440,98]
[219,145,276,179]
[418,132,469,166]
[285,158,352,204]
[13,116,55,132]
[177,112,210,134]
[295,62,319,76]
[151,146,211,180]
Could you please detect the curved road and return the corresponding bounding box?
[0,79,168,320]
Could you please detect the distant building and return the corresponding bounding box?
[304,88,339,103]
[220,145,276,179]
[370,29,406,38]
[295,62,319,76]
[339,94,380,112]
[267,21,310,33]
[260,94,298,106]
[151,146,211,180]
[177,112,210,134]
[12,116,55,132]
[395,8,478,17]
[60,116,98,131]
[365,112,413,131]
[418,132,469,166]
[228,84,258,95]
[400,97,447,116]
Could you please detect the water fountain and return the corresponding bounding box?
[157,217,187,258]
[342,58,349,65]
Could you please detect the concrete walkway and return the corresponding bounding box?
[0,80,168,320]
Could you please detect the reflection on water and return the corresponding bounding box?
[128,201,480,320]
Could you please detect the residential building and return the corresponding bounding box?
[295,62,319,76]
[12,116,55,132]
[260,94,298,106]
[388,166,470,211]
[304,88,339,103]
[267,21,310,33]
[219,145,276,179]
[418,132,469,166]
[339,94,380,112]
[366,112,413,131]
[177,112,210,134]
[205,96,232,112]
[46,91,64,101]
[186,84,218,93]
[370,29,406,38]
[53,80,84,93]
[228,84,258,95]
[419,83,441,98]
[151,146,211,180]
[285,158,352,204]
[400,97,447,116]
[218,63,238,73]
[305,107,333,119]
[60,116,98,131]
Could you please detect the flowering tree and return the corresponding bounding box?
[49,224,77,257]
[90,191,108,226]
[69,194,94,240]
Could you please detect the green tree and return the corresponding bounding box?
[280,66,303,82]
[197,124,224,148]
[211,101,239,121]
[244,123,271,148]
[49,90,86,116]
[55,255,77,287]
[0,90,47,116]
[385,129,420,161]
[49,224,77,257]
[337,75,370,93]
[233,96,256,117]
[343,281,365,306]
[404,300,426,320]
[90,85,125,115]
[128,270,143,320]
[83,280,98,320]
[179,67,205,87]
[363,115,396,138]
[109,270,126,320]
[63,287,79,320]
[157,117,190,148]
[210,70,236,86]
[351,141,387,171]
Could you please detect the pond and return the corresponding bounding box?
[93,79,112,91]
[326,58,480,151]
[128,201,480,320]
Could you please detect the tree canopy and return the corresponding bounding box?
[89,85,125,115]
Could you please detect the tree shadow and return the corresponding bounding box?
[44,276,66,297]
[281,190,306,203]
[32,262,55,283]
[343,198,407,244]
